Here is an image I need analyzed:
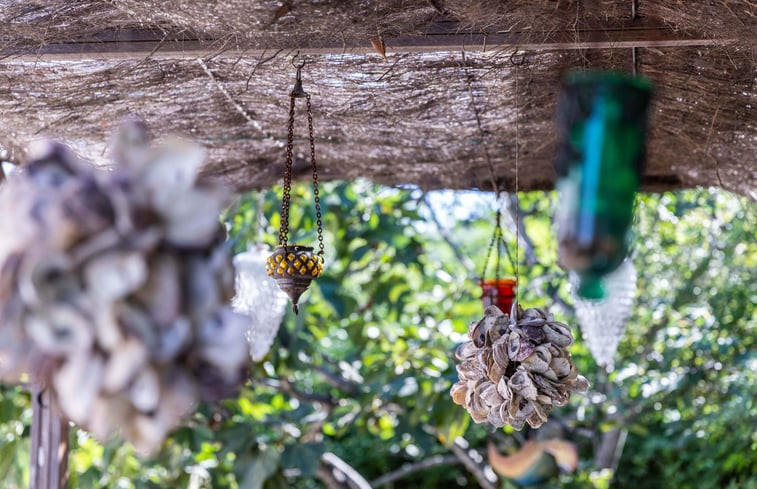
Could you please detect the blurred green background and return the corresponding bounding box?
[1,183,755,489]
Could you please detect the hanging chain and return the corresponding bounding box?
[278,60,324,254]
[306,95,325,256]
[279,94,297,246]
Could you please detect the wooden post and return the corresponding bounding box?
[30,386,69,489]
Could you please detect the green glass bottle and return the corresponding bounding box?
[554,71,652,299]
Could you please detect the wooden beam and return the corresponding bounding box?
[30,386,69,489]
[2,19,744,62]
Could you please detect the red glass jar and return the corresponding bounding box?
[480,278,517,313]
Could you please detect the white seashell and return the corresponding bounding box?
[455,341,477,361]
[508,368,538,401]
[103,338,147,392]
[130,367,161,413]
[543,322,574,347]
[53,353,104,424]
[25,307,93,355]
[84,251,148,301]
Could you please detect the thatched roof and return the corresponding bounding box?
[1,1,755,197]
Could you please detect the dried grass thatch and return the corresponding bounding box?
[0,1,755,196]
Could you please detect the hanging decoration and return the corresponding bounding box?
[452,56,588,431]
[233,244,288,362]
[488,439,578,486]
[553,71,652,299]
[571,258,636,369]
[0,123,250,455]
[479,203,517,314]
[451,305,589,430]
[266,56,325,314]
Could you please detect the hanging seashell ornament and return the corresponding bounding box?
[570,259,636,369]
[233,244,289,361]
[451,305,589,430]
[0,122,251,455]
[266,55,326,314]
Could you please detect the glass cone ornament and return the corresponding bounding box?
[570,259,637,369]
[267,56,326,314]
[233,245,288,361]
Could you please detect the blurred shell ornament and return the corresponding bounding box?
[233,245,288,361]
[553,71,652,299]
[451,305,588,430]
[267,55,326,314]
[571,259,636,369]
[0,123,250,455]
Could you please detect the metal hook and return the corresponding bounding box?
[290,53,310,98]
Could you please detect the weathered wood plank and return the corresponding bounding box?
[30,386,69,489]
[3,19,743,61]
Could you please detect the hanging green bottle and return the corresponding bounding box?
[554,71,652,299]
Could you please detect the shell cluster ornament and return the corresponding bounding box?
[267,56,326,314]
[0,124,250,455]
[233,245,289,362]
[451,305,589,430]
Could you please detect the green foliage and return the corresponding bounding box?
[0,183,754,488]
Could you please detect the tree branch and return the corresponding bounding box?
[319,452,374,489]
[371,455,460,487]
[449,438,498,489]
[422,194,476,274]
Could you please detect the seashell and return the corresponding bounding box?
[549,357,572,378]
[487,405,506,427]
[17,252,77,306]
[537,394,553,405]
[130,367,160,413]
[84,251,148,301]
[521,346,551,374]
[522,324,546,343]
[159,188,226,248]
[508,332,535,362]
[134,254,181,327]
[103,338,148,392]
[478,381,504,407]
[470,316,495,348]
[496,376,513,400]
[455,341,477,361]
[520,316,546,328]
[487,314,510,343]
[53,353,105,424]
[491,337,510,368]
[154,317,192,362]
[450,381,468,405]
[572,375,590,393]
[543,322,574,347]
[25,306,93,355]
[89,394,129,441]
[487,360,506,384]
[508,368,538,401]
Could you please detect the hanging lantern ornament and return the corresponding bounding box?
[266,56,325,314]
[479,203,517,314]
[570,258,637,369]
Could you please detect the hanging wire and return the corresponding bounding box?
[513,50,522,304]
